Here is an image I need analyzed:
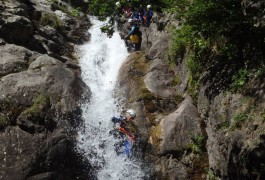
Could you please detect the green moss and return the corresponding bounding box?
[0,98,23,122]
[147,113,157,126]
[172,74,182,86]
[100,25,114,37]
[137,87,156,101]
[24,93,50,124]
[229,107,265,130]
[150,124,162,149]
[39,13,62,30]
[0,114,9,129]
[207,169,216,180]
[217,121,229,130]
[187,133,206,154]
[173,94,184,104]
[70,9,80,17]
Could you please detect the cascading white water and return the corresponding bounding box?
[77,17,146,180]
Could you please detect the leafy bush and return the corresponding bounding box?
[100,24,114,37]
[168,25,193,65]
[87,0,117,18]
[231,69,250,92]
[70,8,80,17]
[167,0,265,97]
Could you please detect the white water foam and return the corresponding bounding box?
[77,17,146,180]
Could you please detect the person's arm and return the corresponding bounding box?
[112,116,122,123]
[118,127,136,142]
[125,26,136,39]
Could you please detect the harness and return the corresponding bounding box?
[118,127,136,143]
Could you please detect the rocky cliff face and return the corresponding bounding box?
[116,9,265,180]
[0,0,92,179]
[2,0,264,179]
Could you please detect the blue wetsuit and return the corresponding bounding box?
[111,116,136,157]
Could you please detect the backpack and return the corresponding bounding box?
[130,34,139,43]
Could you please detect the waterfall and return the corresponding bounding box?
[77,17,146,180]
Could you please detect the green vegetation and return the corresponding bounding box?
[168,26,193,65]
[230,112,249,129]
[87,0,117,18]
[0,98,23,129]
[100,24,115,37]
[217,121,229,130]
[166,0,265,98]
[229,107,265,130]
[207,169,216,180]
[0,114,9,129]
[39,13,62,30]
[231,69,251,92]
[70,8,81,17]
[23,93,52,125]
[188,133,206,154]
[150,124,162,150]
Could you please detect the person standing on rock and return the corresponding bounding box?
[124,18,142,51]
[143,4,153,27]
[110,109,137,158]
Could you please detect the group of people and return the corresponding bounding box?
[115,1,154,51]
[109,1,154,158]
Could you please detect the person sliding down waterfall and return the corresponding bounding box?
[110,109,137,158]
[124,18,142,51]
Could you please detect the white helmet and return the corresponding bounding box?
[147,5,152,9]
[115,2,121,7]
[126,109,136,118]
[128,18,133,23]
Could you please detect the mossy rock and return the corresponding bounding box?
[150,124,162,151]
[0,98,23,123]
[0,114,9,130]
[39,12,63,30]
[146,113,158,126]
[129,52,149,78]
[22,93,55,126]
[136,87,157,101]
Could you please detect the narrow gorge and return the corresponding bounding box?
[1,0,265,180]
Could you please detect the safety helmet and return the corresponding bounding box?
[128,18,133,23]
[147,5,152,9]
[126,109,136,118]
[115,2,121,7]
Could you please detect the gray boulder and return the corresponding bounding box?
[0,44,34,76]
[144,58,176,98]
[0,54,88,112]
[159,96,201,154]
